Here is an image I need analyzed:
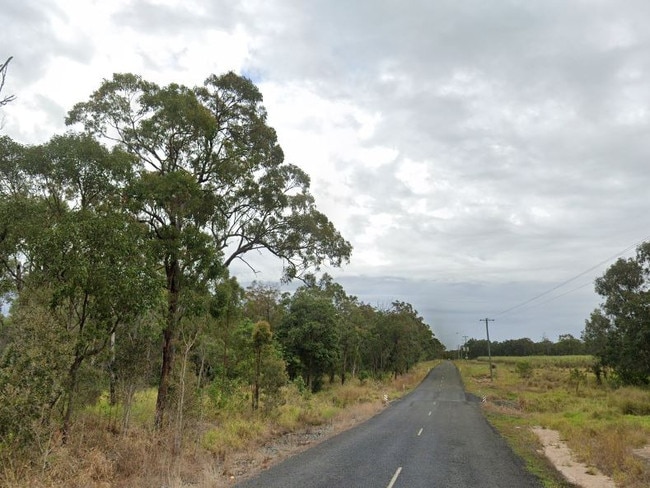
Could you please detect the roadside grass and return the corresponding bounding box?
[6,361,439,488]
[478,355,594,368]
[457,357,650,488]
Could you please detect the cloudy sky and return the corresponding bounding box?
[3,0,650,348]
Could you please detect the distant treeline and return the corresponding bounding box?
[447,334,587,359]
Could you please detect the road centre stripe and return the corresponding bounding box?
[386,467,402,488]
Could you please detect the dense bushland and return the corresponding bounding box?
[458,334,588,359]
[0,71,444,486]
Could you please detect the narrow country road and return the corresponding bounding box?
[235,361,542,487]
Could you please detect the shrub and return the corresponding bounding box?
[515,361,534,379]
[569,368,587,395]
[609,387,650,415]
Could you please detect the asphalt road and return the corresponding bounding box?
[235,361,542,487]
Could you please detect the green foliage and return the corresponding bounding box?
[515,361,534,379]
[292,375,308,395]
[459,358,650,488]
[250,320,286,410]
[276,289,339,392]
[0,132,161,443]
[465,336,587,359]
[66,71,352,284]
[583,242,650,385]
[243,281,286,329]
[65,71,352,424]
[0,68,453,482]
[0,288,72,450]
[568,368,587,395]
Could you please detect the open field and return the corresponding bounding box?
[477,355,594,368]
[1,361,439,488]
[457,356,650,488]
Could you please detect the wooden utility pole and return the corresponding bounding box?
[480,318,495,380]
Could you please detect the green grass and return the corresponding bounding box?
[476,355,594,368]
[457,358,650,488]
[3,361,443,487]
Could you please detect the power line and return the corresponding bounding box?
[496,234,650,317]
[505,280,594,316]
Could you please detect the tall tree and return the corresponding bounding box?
[251,320,272,410]
[244,281,286,329]
[66,72,352,426]
[276,289,339,392]
[583,243,650,385]
[0,134,159,442]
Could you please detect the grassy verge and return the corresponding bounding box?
[456,357,650,488]
[5,361,439,488]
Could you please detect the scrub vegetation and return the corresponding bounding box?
[457,356,650,488]
[0,361,437,487]
[0,70,444,487]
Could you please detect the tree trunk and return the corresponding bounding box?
[109,331,117,405]
[175,333,196,456]
[62,355,83,444]
[340,344,348,385]
[155,259,180,429]
[253,349,261,410]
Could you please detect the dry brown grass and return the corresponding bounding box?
[3,362,438,488]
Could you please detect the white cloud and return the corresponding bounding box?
[4,0,650,346]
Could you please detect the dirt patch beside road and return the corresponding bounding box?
[532,427,616,488]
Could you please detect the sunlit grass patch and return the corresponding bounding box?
[85,387,158,433]
[202,418,266,457]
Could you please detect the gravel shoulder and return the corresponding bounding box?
[215,402,386,486]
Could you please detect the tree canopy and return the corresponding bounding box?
[66,72,352,426]
[583,242,650,385]
[0,70,445,473]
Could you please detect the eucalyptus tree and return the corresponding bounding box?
[29,206,159,440]
[0,136,33,295]
[243,281,286,330]
[0,134,160,443]
[251,320,272,410]
[583,242,650,385]
[66,72,352,426]
[363,301,441,377]
[276,289,339,392]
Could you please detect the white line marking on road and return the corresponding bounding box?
[428,411,432,416]
[387,467,402,488]
[417,428,423,436]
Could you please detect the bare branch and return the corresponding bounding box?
[0,56,16,107]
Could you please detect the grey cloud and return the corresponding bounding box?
[335,274,600,348]
[6,0,650,346]
[1,1,94,86]
[112,0,241,34]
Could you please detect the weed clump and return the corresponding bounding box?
[515,361,534,379]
